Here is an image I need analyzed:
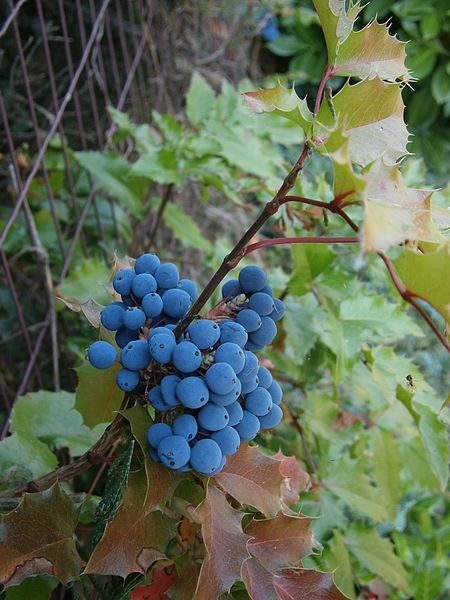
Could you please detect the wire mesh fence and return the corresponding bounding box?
[0,0,157,421]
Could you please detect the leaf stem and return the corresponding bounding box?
[313,66,333,116]
[148,183,174,247]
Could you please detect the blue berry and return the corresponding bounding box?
[214,342,245,374]
[113,269,135,295]
[236,309,262,333]
[188,319,221,350]
[155,262,179,289]
[142,293,164,318]
[162,288,191,318]
[269,298,285,322]
[149,333,176,364]
[221,279,241,299]
[135,253,160,275]
[268,380,283,405]
[160,374,181,406]
[239,265,267,293]
[120,339,151,370]
[148,386,171,412]
[147,423,172,448]
[244,340,265,353]
[190,439,223,475]
[239,351,259,382]
[123,307,146,330]
[198,404,229,431]
[219,320,248,348]
[205,362,237,395]
[240,376,259,394]
[210,380,241,406]
[115,326,138,348]
[121,295,135,307]
[259,404,283,429]
[131,273,157,298]
[249,316,277,346]
[244,387,272,416]
[178,279,198,301]
[257,366,273,389]
[235,410,260,441]
[148,326,175,341]
[116,368,140,391]
[248,292,275,316]
[176,376,209,408]
[100,302,126,330]
[172,414,198,441]
[172,341,202,373]
[211,426,240,455]
[158,435,191,469]
[260,284,273,296]
[87,341,117,369]
[226,401,244,426]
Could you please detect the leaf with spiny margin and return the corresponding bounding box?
[0,484,83,587]
[0,433,57,489]
[11,390,107,456]
[328,134,366,204]
[273,568,349,600]
[312,0,362,63]
[289,243,337,297]
[324,458,389,522]
[316,78,408,167]
[361,160,445,252]
[324,533,355,600]
[345,525,410,593]
[85,469,177,577]
[372,429,402,520]
[272,450,310,507]
[75,361,124,428]
[243,83,313,135]
[241,558,277,600]
[246,514,313,571]
[168,553,200,600]
[193,486,250,600]
[393,244,450,324]
[56,296,103,327]
[334,20,410,82]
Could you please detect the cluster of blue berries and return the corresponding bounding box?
[86,253,285,477]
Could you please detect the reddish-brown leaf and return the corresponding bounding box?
[0,484,83,587]
[215,444,284,517]
[246,514,313,571]
[84,470,176,577]
[272,451,310,506]
[168,553,199,600]
[242,558,277,600]
[193,485,250,600]
[273,568,349,600]
[130,566,178,600]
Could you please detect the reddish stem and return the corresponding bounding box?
[244,236,358,255]
[314,66,333,116]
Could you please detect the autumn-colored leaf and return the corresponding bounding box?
[0,484,83,587]
[242,558,277,600]
[130,566,178,600]
[272,451,310,507]
[75,361,124,427]
[84,470,176,578]
[246,514,313,571]
[193,485,250,600]
[168,553,199,600]
[273,568,349,600]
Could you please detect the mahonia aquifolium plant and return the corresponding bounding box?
[87,253,285,476]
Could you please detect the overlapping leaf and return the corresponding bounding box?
[273,568,349,600]
[75,361,124,427]
[312,0,362,63]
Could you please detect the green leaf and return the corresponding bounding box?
[325,533,356,600]
[345,525,410,593]
[431,65,450,105]
[0,484,83,587]
[56,296,103,328]
[5,575,58,600]
[289,244,336,296]
[244,83,313,135]
[56,257,111,305]
[325,458,389,522]
[312,0,362,64]
[372,429,402,520]
[413,402,449,491]
[393,244,450,325]
[0,433,57,488]
[75,361,124,427]
[186,72,216,127]
[10,390,107,456]
[131,149,185,186]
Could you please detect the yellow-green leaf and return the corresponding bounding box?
[75,361,124,427]
[312,0,362,64]
[372,429,402,520]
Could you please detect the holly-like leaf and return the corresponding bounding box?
[130,566,178,600]
[0,484,83,587]
[244,83,313,135]
[345,526,410,593]
[168,553,199,600]
[246,514,313,571]
[4,575,58,600]
[328,136,366,204]
[0,433,57,489]
[312,0,362,65]
[186,72,216,127]
[241,558,277,600]
[56,257,111,305]
[75,361,124,428]
[84,469,176,578]
[272,451,311,507]
[289,244,337,297]
[215,444,284,518]
[393,244,450,324]
[56,296,103,328]
[372,429,402,520]
[11,391,107,456]
[273,568,349,600]
[316,78,408,167]
[193,485,250,600]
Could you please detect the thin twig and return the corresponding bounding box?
[148,183,174,247]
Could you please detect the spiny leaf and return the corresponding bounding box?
[75,361,124,428]
[246,514,313,571]
[316,78,408,167]
[271,451,311,507]
[372,429,402,520]
[241,558,277,600]
[56,296,103,328]
[168,553,200,600]
[0,433,57,488]
[312,0,362,63]
[193,485,250,600]
[243,83,313,135]
[0,484,83,587]
[273,568,349,600]
[84,469,176,578]
[328,135,366,203]
[289,244,337,297]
